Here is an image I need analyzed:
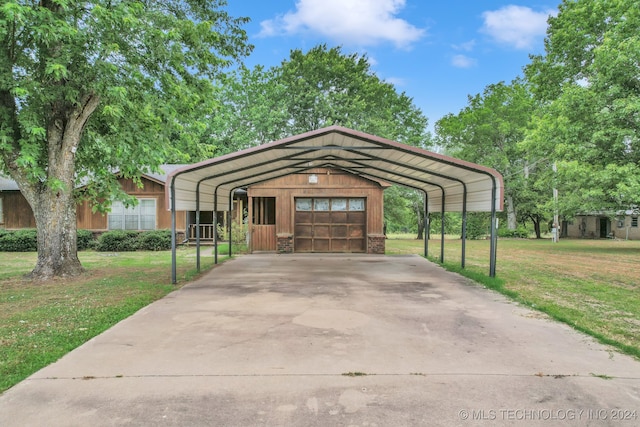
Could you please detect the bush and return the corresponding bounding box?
[465,213,490,240]
[498,226,530,239]
[96,230,140,252]
[76,229,96,251]
[137,230,172,251]
[0,229,38,252]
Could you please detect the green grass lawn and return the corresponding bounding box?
[0,247,227,393]
[1,238,639,394]
[387,235,640,359]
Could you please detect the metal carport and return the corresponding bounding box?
[166,126,504,283]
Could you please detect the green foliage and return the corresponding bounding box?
[0,229,37,252]
[524,0,640,214]
[211,45,431,154]
[497,226,530,239]
[0,0,252,276]
[384,186,423,235]
[465,213,491,240]
[76,229,96,251]
[217,221,249,244]
[96,230,140,252]
[435,80,545,231]
[0,229,98,252]
[136,230,172,251]
[95,230,172,252]
[428,213,462,236]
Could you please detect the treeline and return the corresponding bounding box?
[434,0,639,238]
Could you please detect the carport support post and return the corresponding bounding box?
[440,190,445,263]
[461,187,468,269]
[228,189,234,258]
[196,182,201,272]
[489,183,498,277]
[214,189,218,265]
[170,179,177,284]
[423,191,429,259]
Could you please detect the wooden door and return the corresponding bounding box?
[251,197,276,251]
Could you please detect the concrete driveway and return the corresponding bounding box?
[1,254,639,426]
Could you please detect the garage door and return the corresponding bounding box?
[294,198,366,253]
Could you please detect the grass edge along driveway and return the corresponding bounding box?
[2,238,640,393]
[387,237,640,361]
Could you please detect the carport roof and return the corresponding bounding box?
[166,126,504,213]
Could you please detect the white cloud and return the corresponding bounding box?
[481,5,555,49]
[452,40,476,52]
[259,0,426,49]
[385,77,406,86]
[451,54,476,68]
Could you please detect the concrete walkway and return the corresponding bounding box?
[1,254,639,426]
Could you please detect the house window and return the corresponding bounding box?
[108,199,156,230]
[632,216,638,228]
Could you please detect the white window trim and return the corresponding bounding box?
[108,198,157,230]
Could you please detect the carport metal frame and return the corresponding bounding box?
[167,126,503,283]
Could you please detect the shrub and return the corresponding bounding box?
[0,229,38,252]
[76,229,96,251]
[96,230,140,252]
[137,230,172,251]
[465,213,490,240]
[498,226,530,239]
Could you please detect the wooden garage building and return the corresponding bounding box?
[248,167,389,254]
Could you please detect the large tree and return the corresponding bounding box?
[0,1,251,279]
[209,45,432,236]
[211,45,431,150]
[524,0,640,215]
[435,80,537,231]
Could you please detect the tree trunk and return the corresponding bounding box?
[28,187,84,279]
[532,216,542,239]
[19,93,100,280]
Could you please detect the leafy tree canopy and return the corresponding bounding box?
[524,0,640,214]
[0,0,251,278]
[435,80,540,230]
[209,44,431,154]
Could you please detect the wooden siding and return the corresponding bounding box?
[1,176,186,232]
[247,168,386,237]
[252,225,277,251]
[0,192,36,229]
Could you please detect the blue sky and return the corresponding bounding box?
[225,0,558,133]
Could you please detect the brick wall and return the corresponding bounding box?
[368,234,385,254]
[277,234,294,253]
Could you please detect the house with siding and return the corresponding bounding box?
[565,207,640,240]
[1,165,391,251]
[0,166,245,242]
